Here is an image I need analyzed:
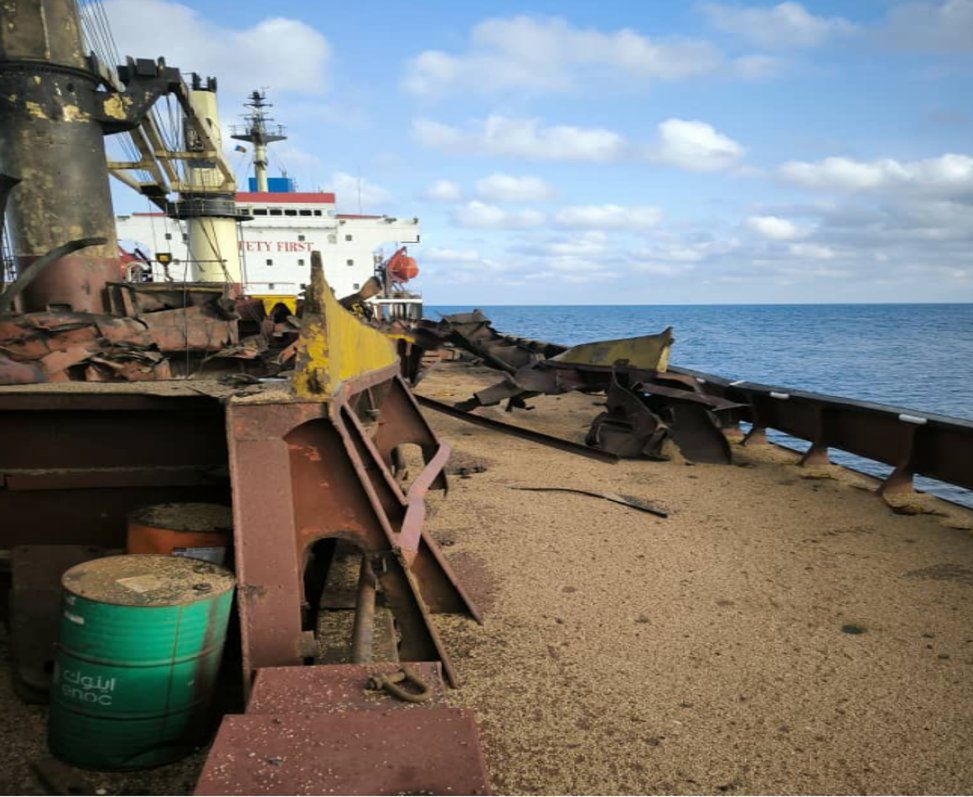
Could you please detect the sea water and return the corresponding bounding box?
[429,304,973,508]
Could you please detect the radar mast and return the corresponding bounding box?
[230,90,287,192]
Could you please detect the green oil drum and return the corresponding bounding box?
[48,554,235,771]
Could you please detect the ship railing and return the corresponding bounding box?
[672,365,973,498]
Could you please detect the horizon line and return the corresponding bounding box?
[423,301,973,307]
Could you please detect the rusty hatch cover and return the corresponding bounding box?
[194,708,490,795]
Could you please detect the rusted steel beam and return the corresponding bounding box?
[226,377,478,692]
[0,390,229,548]
[415,394,619,464]
[1,465,222,491]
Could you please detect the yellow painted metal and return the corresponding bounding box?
[293,252,398,398]
[251,294,298,315]
[551,327,674,372]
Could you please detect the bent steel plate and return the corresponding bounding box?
[195,708,491,796]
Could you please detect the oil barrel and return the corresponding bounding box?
[48,554,235,771]
[127,502,232,563]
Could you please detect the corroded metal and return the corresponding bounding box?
[195,708,491,796]
[0,0,182,313]
[675,365,973,499]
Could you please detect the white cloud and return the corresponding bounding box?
[423,179,463,202]
[413,116,628,162]
[451,201,546,229]
[879,0,973,53]
[650,118,744,171]
[331,172,391,212]
[423,247,483,263]
[553,205,663,229]
[403,15,723,97]
[779,153,973,200]
[731,54,787,79]
[414,115,743,172]
[513,231,610,258]
[102,0,330,95]
[699,2,856,48]
[746,215,804,240]
[788,242,835,260]
[475,174,555,202]
[632,262,695,276]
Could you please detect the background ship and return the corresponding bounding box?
[115,89,423,319]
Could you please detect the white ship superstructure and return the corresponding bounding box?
[115,89,422,316]
[117,193,420,307]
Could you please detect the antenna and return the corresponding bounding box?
[230,89,287,192]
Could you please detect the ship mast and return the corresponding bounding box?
[230,90,287,192]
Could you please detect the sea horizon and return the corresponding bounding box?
[426,301,973,308]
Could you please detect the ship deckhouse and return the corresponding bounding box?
[116,184,420,307]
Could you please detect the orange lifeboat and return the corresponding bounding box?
[386,246,419,283]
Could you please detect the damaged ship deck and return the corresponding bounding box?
[2,357,972,794]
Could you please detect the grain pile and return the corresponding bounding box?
[422,360,973,795]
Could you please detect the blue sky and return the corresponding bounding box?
[103,0,973,304]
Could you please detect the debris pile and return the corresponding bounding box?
[417,310,742,464]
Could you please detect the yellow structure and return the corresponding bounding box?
[551,327,674,372]
[251,294,298,315]
[184,87,243,284]
[293,252,399,399]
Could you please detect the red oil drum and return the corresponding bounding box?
[126,503,232,563]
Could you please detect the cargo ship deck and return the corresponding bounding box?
[2,358,971,794]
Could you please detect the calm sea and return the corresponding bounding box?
[428,304,973,508]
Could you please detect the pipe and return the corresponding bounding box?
[350,554,376,663]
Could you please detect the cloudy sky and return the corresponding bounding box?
[103,0,973,304]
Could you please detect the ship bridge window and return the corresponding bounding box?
[298,258,305,266]
[299,209,312,216]
[298,234,305,241]
[346,259,354,266]
[345,234,353,241]
[284,209,297,216]
[269,209,282,216]
[164,233,172,240]
[313,210,322,216]
[266,258,273,266]
[253,208,267,216]
[353,283,360,290]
